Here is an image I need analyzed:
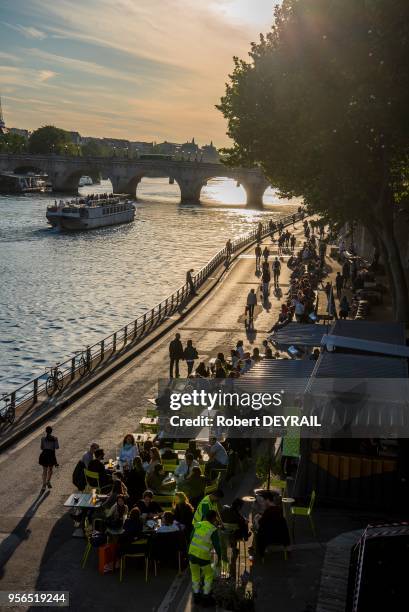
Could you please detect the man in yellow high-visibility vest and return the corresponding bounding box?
[189,510,221,606]
[192,489,223,527]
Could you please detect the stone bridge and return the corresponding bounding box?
[0,154,271,207]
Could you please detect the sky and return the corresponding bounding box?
[0,0,277,146]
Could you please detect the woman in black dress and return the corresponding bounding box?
[39,426,59,490]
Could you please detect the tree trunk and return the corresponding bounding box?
[375,200,409,322]
[367,224,397,315]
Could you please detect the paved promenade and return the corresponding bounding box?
[0,219,310,610]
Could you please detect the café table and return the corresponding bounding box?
[64,493,106,538]
[139,417,159,432]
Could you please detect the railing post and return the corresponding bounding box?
[113,332,117,352]
[150,309,154,327]
[123,325,128,345]
[10,391,15,410]
[100,340,105,361]
[143,313,147,333]
[86,345,91,370]
[33,379,38,404]
[71,357,76,379]
[133,320,138,339]
[177,289,180,306]
[158,303,162,320]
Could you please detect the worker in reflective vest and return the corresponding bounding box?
[192,490,223,527]
[188,510,221,606]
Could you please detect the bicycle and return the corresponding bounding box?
[75,348,91,377]
[45,364,64,396]
[0,394,15,425]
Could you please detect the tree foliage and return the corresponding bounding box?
[28,125,76,155]
[218,0,409,319]
[0,132,27,153]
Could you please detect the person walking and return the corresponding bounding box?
[246,289,257,321]
[262,245,270,263]
[342,259,350,288]
[290,234,296,252]
[189,510,221,606]
[335,272,344,300]
[272,257,281,287]
[186,269,197,296]
[184,339,199,376]
[255,244,262,270]
[339,295,350,320]
[261,264,271,301]
[39,426,59,491]
[169,333,184,378]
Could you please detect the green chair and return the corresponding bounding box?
[120,539,149,582]
[291,490,316,540]
[269,479,287,496]
[152,494,174,511]
[173,442,189,451]
[204,474,221,496]
[83,469,109,494]
[162,461,178,474]
[80,518,94,568]
[146,408,158,418]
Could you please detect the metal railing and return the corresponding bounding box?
[1,211,303,419]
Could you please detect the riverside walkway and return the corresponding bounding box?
[0,218,311,610]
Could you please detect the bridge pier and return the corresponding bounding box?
[176,177,205,204]
[240,177,270,209]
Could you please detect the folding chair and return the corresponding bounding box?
[120,539,149,582]
[291,490,316,540]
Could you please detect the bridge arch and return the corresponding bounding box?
[57,166,102,192]
[185,172,270,208]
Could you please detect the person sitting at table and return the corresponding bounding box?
[118,507,144,556]
[205,437,229,479]
[156,511,181,533]
[188,441,202,462]
[146,463,173,494]
[140,440,153,464]
[175,452,199,481]
[179,466,206,508]
[103,478,129,509]
[105,494,128,529]
[119,434,139,467]
[173,492,194,539]
[87,448,111,489]
[195,362,210,378]
[161,444,178,460]
[137,490,163,519]
[146,447,162,474]
[125,457,146,507]
[253,491,290,559]
[82,442,99,468]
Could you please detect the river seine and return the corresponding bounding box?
[0,177,299,392]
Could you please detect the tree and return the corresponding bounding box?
[0,132,27,153]
[218,0,409,320]
[81,140,111,157]
[29,125,76,155]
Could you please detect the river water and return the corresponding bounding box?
[0,178,299,392]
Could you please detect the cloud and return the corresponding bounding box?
[3,22,47,39]
[0,51,20,62]
[38,69,57,81]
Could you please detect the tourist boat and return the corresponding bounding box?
[0,171,50,194]
[46,194,136,230]
[79,175,93,186]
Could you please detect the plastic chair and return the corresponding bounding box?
[146,408,158,418]
[291,490,316,540]
[162,461,178,474]
[81,518,95,568]
[152,494,174,511]
[120,539,149,582]
[83,469,106,493]
[269,479,288,495]
[173,442,189,451]
[149,531,186,576]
